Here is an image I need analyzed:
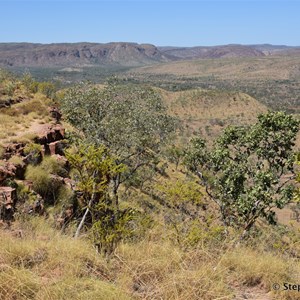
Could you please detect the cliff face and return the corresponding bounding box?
[0,42,171,67]
[1,43,299,68]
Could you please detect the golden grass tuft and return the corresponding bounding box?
[1,216,300,299]
[0,218,129,300]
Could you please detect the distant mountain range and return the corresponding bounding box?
[0,42,299,68]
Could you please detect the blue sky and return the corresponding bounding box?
[0,0,299,46]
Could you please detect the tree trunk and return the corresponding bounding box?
[75,181,97,239]
[112,174,120,209]
[74,200,92,239]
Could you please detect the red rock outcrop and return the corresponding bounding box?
[0,162,16,183]
[2,143,26,159]
[0,186,17,222]
[48,141,65,156]
[34,124,65,146]
[49,107,62,123]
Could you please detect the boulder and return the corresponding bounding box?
[3,143,25,159]
[0,162,16,183]
[48,141,65,156]
[34,124,65,146]
[0,186,17,222]
[49,107,62,122]
[14,161,26,180]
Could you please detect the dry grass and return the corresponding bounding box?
[1,217,300,300]
[0,105,48,145]
[0,82,53,145]
[0,218,129,300]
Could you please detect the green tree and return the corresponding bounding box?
[65,144,125,238]
[66,143,137,255]
[165,144,184,170]
[61,81,177,206]
[37,81,56,98]
[184,111,299,238]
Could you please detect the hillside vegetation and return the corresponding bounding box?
[161,88,268,142]
[1,70,300,300]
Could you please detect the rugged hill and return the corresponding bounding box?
[158,44,266,59]
[1,74,300,300]
[158,44,300,60]
[0,42,171,67]
[160,88,268,143]
[1,42,299,68]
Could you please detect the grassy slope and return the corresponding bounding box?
[160,88,268,143]
[1,216,300,300]
[0,76,53,147]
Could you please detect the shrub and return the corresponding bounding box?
[17,99,48,116]
[8,155,25,166]
[23,143,43,165]
[41,156,68,177]
[25,165,63,205]
[0,144,5,159]
[185,111,300,238]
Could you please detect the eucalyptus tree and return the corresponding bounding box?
[61,81,177,207]
[184,111,299,238]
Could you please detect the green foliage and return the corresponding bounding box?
[23,143,42,156]
[24,155,67,204]
[25,164,63,204]
[91,204,136,256]
[4,80,17,96]
[21,71,34,92]
[184,219,225,247]
[165,145,184,169]
[156,179,213,248]
[41,156,68,177]
[66,144,124,203]
[8,155,25,166]
[61,82,178,198]
[66,143,134,254]
[157,179,203,208]
[185,111,300,236]
[123,164,157,191]
[61,82,176,152]
[37,81,56,98]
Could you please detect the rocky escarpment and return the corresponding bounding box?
[0,42,171,67]
[2,43,298,69]
[0,112,69,225]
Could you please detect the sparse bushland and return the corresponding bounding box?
[2,69,300,299]
[127,55,300,113]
